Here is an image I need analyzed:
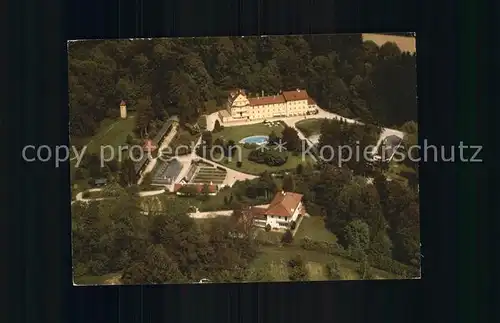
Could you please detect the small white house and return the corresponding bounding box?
[251,191,305,230]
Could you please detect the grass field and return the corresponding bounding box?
[293,216,338,243]
[71,116,137,155]
[251,245,396,281]
[74,272,122,285]
[295,118,325,137]
[81,190,106,199]
[70,115,137,194]
[362,33,416,54]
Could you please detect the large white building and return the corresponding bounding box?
[219,89,318,123]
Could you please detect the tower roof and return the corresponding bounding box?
[120,100,126,106]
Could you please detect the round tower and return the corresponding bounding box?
[120,100,127,119]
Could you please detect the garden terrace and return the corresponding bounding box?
[190,167,227,185]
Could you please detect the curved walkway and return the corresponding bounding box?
[71,187,166,205]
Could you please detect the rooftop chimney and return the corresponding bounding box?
[297,89,300,92]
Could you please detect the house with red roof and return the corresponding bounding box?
[219,89,318,122]
[173,183,218,196]
[249,191,305,230]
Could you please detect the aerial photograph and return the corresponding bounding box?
[69,33,419,285]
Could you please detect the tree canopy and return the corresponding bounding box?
[69,35,417,140]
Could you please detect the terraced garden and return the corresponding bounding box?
[190,166,227,184]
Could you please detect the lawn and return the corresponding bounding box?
[69,115,137,191]
[71,115,137,155]
[81,190,106,199]
[74,272,122,285]
[254,228,284,244]
[293,216,338,243]
[306,261,328,281]
[295,118,326,137]
[251,245,397,281]
[222,149,313,175]
[209,122,315,175]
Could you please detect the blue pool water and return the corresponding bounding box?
[239,135,269,145]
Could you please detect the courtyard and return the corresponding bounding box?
[211,122,314,175]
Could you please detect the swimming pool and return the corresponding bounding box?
[239,135,269,145]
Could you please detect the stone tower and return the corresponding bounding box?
[120,100,127,119]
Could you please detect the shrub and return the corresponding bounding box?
[281,230,294,244]
[265,224,271,232]
[248,148,288,166]
[73,262,88,277]
[325,260,342,280]
[287,255,308,281]
[213,120,222,132]
[88,258,107,276]
[236,161,242,168]
[290,221,297,230]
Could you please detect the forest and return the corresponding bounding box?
[70,34,419,284]
[68,34,417,140]
[72,158,420,284]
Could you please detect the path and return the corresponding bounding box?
[187,203,270,219]
[71,187,166,205]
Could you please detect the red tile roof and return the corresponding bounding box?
[264,191,303,217]
[249,206,268,220]
[143,139,157,151]
[308,98,317,105]
[282,89,309,101]
[248,95,286,106]
[174,183,217,193]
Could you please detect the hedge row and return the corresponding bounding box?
[298,237,419,278]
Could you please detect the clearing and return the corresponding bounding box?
[293,216,338,243]
[251,245,396,281]
[295,118,325,137]
[361,33,416,54]
[71,115,137,155]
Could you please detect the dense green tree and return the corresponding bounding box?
[268,130,279,145]
[287,255,309,281]
[282,174,296,192]
[281,126,301,152]
[344,219,371,252]
[325,259,342,280]
[121,245,187,284]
